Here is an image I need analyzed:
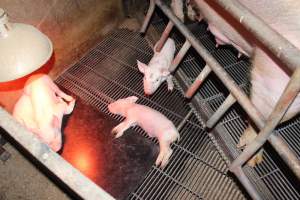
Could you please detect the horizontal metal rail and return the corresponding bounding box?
[140,0,300,199]
[0,107,115,200]
[214,0,300,73]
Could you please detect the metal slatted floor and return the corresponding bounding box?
[150,12,300,200]
[55,29,247,199]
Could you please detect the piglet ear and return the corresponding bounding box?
[161,69,170,77]
[126,96,138,103]
[51,115,60,128]
[137,60,147,74]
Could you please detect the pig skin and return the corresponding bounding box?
[137,38,176,95]
[171,0,185,22]
[193,0,300,166]
[237,126,263,167]
[13,74,75,152]
[108,96,180,168]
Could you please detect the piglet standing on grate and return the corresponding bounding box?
[13,74,76,152]
[137,38,176,95]
[108,96,180,168]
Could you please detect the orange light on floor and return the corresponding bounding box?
[61,127,104,183]
[73,149,92,174]
[61,101,106,186]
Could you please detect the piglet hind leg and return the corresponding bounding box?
[112,119,136,138]
[155,141,173,168]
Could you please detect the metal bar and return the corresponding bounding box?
[269,134,300,177]
[0,107,115,200]
[170,40,192,73]
[155,21,174,52]
[185,64,212,98]
[140,0,155,34]
[206,93,236,129]
[176,109,193,131]
[214,0,300,73]
[233,167,262,200]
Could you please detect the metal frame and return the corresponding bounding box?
[140,0,300,199]
[0,108,115,200]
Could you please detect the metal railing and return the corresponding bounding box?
[140,0,300,199]
[0,108,115,200]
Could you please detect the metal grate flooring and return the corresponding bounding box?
[55,29,247,199]
[150,12,300,200]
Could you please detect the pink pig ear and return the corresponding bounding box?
[51,115,60,128]
[126,96,138,103]
[137,60,147,74]
[160,69,170,77]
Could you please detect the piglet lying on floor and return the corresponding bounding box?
[108,96,180,168]
[13,74,75,152]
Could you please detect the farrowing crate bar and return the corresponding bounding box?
[140,0,300,199]
[0,108,115,200]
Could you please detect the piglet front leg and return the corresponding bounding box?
[64,98,76,115]
[166,75,174,91]
[111,118,137,138]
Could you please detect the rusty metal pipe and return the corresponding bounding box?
[155,21,174,52]
[185,64,212,98]
[229,68,300,177]
[140,0,155,34]
[214,0,300,73]
[206,93,236,129]
[0,108,115,200]
[232,167,262,200]
[170,40,192,73]
[269,134,300,178]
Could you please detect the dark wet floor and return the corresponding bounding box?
[61,96,158,200]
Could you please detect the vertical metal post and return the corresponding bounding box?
[155,21,174,52]
[170,40,192,72]
[140,0,156,34]
[185,65,212,98]
[206,93,237,128]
